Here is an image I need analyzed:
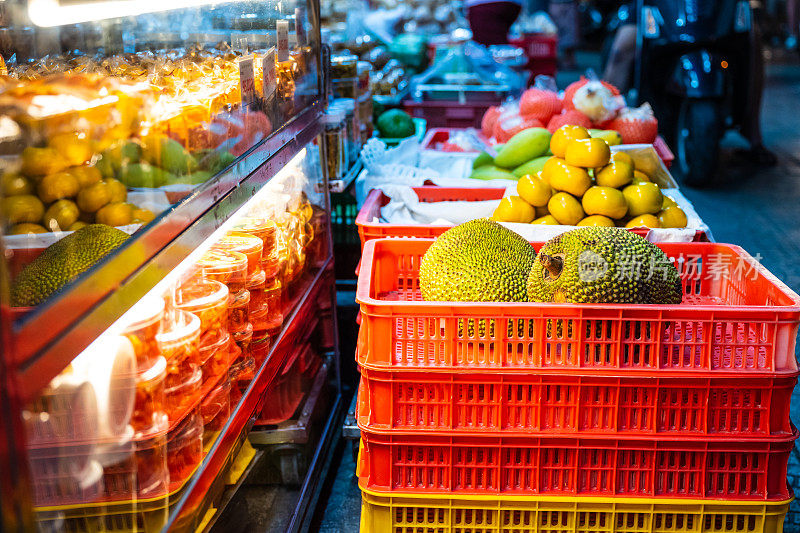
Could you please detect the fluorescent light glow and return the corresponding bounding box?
[28,0,240,27]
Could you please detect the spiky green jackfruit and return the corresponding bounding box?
[419,218,537,303]
[11,224,129,307]
[527,226,682,304]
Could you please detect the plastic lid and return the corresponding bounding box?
[199,331,231,363]
[331,53,358,65]
[174,279,229,313]
[233,217,277,237]
[229,289,251,307]
[196,249,248,277]
[216,232,263,258]
[122,297,166,333]
[156,310,201,348]
[322,109,345,124]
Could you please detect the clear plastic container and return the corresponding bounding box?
[332,77,358,99]
[251,336,271,368]
[122,297,165,371]
[29,456,106,507]
[228,356,256,406]
[201,378,232,440]
[198,330,231,384]
[232,325,253,363]
[250,279,283,340]
[132,356,167,435]
[174,280,229,350]
[133,427,169,498]
[331,98,359,167]
[322,108,346,181]
[157,311,201,368]
[232,218,280,269]
[166,409,203,492]
[164,367,202,425]
[215,232,264,279]
[245,270,268,317]
[196,249,248,294]
[227,289,251,336]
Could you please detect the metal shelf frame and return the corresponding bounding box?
[7,101,324,403]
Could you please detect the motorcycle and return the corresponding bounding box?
[631,0,756,186]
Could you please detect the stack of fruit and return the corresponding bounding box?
[482,77,658,145]
[355,222,799,531]
[490,125,687,229]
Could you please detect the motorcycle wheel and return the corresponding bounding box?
[674,99,722,187]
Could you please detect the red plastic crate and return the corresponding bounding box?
[404,101,500,129]
[356,238,800,374]
[356,368,796,438]
[356,188,708,248]
[654,136,675,168]
[509,34,558,80]
[357,429,796,500]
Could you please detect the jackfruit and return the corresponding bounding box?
[11,224,129,307]
[526,226,682,304]
[419,218,536,303]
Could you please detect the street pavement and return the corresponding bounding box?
[317,56,800,531]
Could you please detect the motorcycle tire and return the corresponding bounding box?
[674,99,722,187]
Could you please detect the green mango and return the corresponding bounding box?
[118,163,175,188]
[493,128,551,169]
[142,136,198,176]
[511,156,551,178]
[171,170,214,185]
[472,151,494,169]
[469,165,518,181]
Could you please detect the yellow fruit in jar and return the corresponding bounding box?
[21,147,69,177]
[43,199,80,231]
[95,202,133,227]
[131,207,156,224]
[9,223,47,234]
[626,214,661,228]
[577,215,615,227]
[49,132,93,166]
[662,195,678,209]
[623,183,663,216]
[105,178,127,203]
[595,161,633,188]
[581,186,628,219]
[68,165,102,188]
[564,138,611,168]
[492,196,536,223]
[76,181,111,213]
[2,195,45,224]
[658,206,688,228]
[516,174,552,207]
[550,125,590,159]
[544,158,592,197]
[37,171,80,203]
[547,192,584,226]
[68,221,88,231]
[611,151,635,168]
[2,173,33,196]
[532,215,559,225]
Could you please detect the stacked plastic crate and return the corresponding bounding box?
[355,237,799,533]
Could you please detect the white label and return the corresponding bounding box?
[262,48,277,99]
[295,7,306,47]
[277,20,289,62]
[239,56,256,106]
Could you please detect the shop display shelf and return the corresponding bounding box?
[9,102,325,404]
[359,487,793,533]
[164,256,334,530]
[357,429,796,500]
[356,367,796,438]
[356,238,800,374]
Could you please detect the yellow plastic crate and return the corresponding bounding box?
[360,487,793,533]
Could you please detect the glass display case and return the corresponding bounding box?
[0,1,342,531]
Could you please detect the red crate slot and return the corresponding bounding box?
[510,34,558,59]
[356,188,708,249]
[356,238,800,373]
[358,429,795,500]
[357,368,796,438]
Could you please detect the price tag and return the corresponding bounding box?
[238,56,255,107]
[295,7,306,47]
[262,48,276,99]
[277,19,289,62]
